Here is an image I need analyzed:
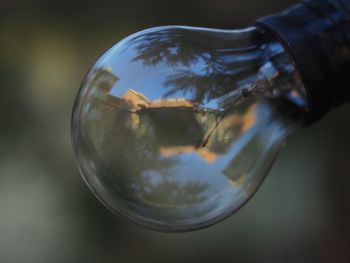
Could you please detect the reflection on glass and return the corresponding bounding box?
[72,26,307,231]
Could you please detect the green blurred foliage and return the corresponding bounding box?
[1,0,350,262]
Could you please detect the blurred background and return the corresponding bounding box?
[1,0,350,262]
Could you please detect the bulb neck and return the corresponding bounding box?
[256,0,350,126]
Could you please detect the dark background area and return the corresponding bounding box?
[1,0,350,262]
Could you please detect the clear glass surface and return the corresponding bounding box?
[72,26,307,231]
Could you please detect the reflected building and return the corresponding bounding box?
[118,88,256,164]
[84,68,257,187]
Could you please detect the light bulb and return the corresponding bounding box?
[72,25,307,231]
[72,0,350,232]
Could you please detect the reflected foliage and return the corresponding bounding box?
[141,180,210,206]
[129,28,282,103]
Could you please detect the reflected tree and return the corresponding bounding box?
[140,180,210,206]
[129,28,284,104]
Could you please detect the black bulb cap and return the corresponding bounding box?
[256,0,350,125]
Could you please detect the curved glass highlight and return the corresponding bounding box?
[72,26,307,232]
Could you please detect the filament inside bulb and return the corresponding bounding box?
[198,84,255,148]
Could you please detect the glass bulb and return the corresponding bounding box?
[72,26,307,232]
